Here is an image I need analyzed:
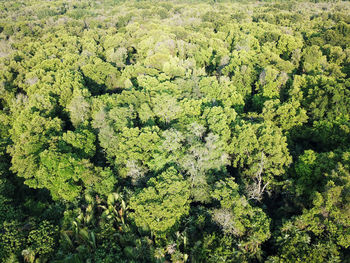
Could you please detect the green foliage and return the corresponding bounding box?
[25,221,58,260]
[61,127,96,158]
[230,121,292,199]
[211,178,271,259]
[129,167,191,235]
[0,221,26,260]
[1,0,350,262]
[8,110,63,187]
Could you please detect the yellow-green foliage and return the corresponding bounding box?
[0,0,350,262]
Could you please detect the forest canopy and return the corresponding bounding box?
[0,0,350,262]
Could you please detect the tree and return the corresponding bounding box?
[301,45,327,74]
[8,110,62,188]
[210,178,271,260]
[24,221,58,262]
[270,163,350,262]
[229,121,292,199]
[129,167,191,236]
[150,123,230,202]
[261,99,308,131]
[35,147,115,201]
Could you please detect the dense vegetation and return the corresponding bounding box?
[1,0,350,262]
